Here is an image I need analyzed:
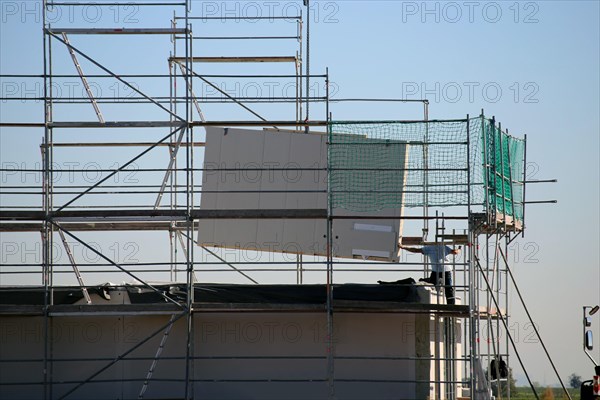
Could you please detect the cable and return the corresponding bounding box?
[474,255,539,400]
[499,247,573,400]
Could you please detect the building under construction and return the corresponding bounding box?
[0,1,545,399]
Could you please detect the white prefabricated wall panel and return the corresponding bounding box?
[198,127,408,261]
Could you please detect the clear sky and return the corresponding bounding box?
[1,0,599,388]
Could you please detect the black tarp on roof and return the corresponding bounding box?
[1,283,421,305]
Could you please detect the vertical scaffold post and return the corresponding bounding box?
[326,105,335,399]
[42,138,50,400]
[498,122,507,231]
[434,214,441,399]
[422,108,430,242]
[170,12,178,284]
[484,230,491,388]
[468,220,477,400]
[465,114,475,399]
[496,234,505,381]
[506,129,516,228]
[480,111,490,226]
[304,0,310,134]
[521,134,528,238]
[491,117,498,229]
[42,0,54,396]
[296,14,303,127]
[296,254,303,284]
[504,232,510,399]
[184,2,194,398]
[189,19,196,400]
[466,114,471,218]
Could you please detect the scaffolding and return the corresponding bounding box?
[0,1,540,399]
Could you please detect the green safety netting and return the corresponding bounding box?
[482,119,525,222]
[326,134,411,212]
[327,116,525,223]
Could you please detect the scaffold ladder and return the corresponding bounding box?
[58,228,92,304]
[138,314,176,399]
[61,33,105,123]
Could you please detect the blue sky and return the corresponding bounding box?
[1,0,599,388]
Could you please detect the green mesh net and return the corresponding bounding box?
[482,119,525,221]
[327,135,410,212]
[328,116,525,223]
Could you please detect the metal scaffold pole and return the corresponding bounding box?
[468,221,477,398]
[304,0,310,134]
[42,0,53,396]
[326,68,335,398]
[184,1,194,398]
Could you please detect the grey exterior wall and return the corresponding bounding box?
[0,308,461,399]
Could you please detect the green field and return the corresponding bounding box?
[508,386,580,399]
